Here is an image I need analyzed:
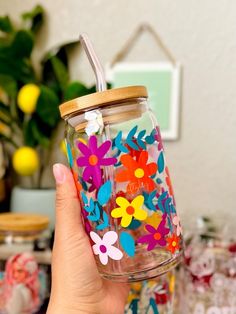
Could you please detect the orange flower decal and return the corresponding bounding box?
[72,169,82,193]
[165,166,174,197]
[115,151,157,194]
[166,234,180,254]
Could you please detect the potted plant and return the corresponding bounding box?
[0,5,95,223]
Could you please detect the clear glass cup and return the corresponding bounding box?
[0,213,51,314]
[60,85,183,282]
[125,270,176,314]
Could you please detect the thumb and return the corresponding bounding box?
[52,163,85,240]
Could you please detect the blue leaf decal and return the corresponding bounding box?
[157,191,168,213]
[145,129,156,145]
[170,203,177,214]
[127,125,139,150]
[157,152,165,173]
[79,178,88,191]
[87,203,100,221]
[137,129,146,149]
[97,181,112,205]
[84,198,95,213]
[120,232,135,257]
[96,211,110,230]
[66,141,73,168]
[147,298,159,314]
[114,131,129,153]
[127,219,142,230]
[81,192,88,205]
[143,190,157,211]
[168,216,173,232]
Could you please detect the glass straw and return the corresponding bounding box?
[79,33,107,92]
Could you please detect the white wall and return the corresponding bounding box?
[1,0,236,230]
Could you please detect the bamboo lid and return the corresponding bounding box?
[0,213,49,233]
[59,85,148,118]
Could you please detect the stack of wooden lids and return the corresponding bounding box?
[0,213,49,233]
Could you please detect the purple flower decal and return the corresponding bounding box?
[138,214,169,251]
[77,136,117,188]
[154,126,164,151]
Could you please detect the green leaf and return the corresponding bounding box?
[64,81,90,101]
[0,74,17,98]
[0,16,14,33]
[0,52,35,83]
[32,119,50,148]
[36,85,60,127]
[21,5,44,33]
[23,118,50,148]
[51,56,69,91]
[23,119,37,147]
[0,102,11,124]
[41,40,80,93]
[11,30,34,59]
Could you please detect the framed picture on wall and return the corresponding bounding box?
[106,62,181,140]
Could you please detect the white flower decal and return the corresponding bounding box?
[90,231,123,265]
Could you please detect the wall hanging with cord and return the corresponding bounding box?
[106,23,182,140]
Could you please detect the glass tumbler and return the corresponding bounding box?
[59,85,183,282]
[0,213,51,313]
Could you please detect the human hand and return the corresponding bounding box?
[47,164,129,314]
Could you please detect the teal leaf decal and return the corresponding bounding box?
[96,211,110,230]
[114,131,129,153]
[120,232,135,257]
[127,219,142,230]
[97,181,112,206]
[66,141,73,168]
[157,151,165,174]
[87,203,100,221]
[85,198,95,213]
[143,190,157,211]
[81,192,88,205]
[127,125,139,150]
[145,129,156,145]
[137,129,146,149]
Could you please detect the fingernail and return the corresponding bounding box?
[53,164,66,184]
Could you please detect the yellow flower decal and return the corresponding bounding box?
[111,195,147,228]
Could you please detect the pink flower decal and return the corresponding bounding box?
[173,215,182,236]
[77,136,117,188]
[90,231,123,265]
[137,214,169,251]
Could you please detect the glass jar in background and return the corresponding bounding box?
[178,231,236,314]
[0,213,51,314]
[125,270,176,314]
[60,85,183,282]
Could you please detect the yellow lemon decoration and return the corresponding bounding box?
[12,147,39,176]
[17,84,40,114]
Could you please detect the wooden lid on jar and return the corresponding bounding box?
[0,213,49,233]
[59,85,148,118]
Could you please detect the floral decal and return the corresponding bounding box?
[77,135,117,188]
[165,166,174,198]
[173,215,182,236]
[111,195,147,228]
[138,214,169,251]
[81,181,111,231]
[90,231,123,265]
[166,234,180,254]
[73,126,182,265]
[115,151,157,194]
